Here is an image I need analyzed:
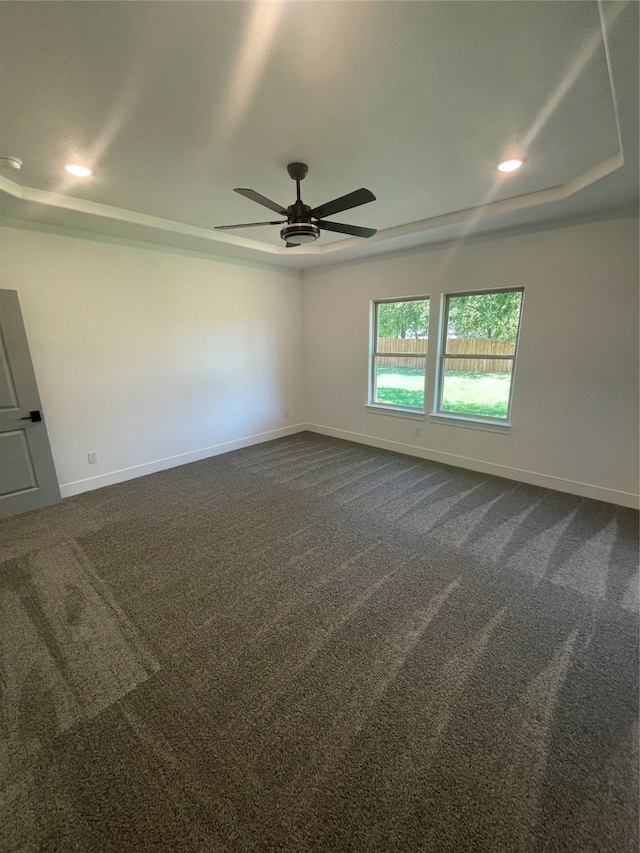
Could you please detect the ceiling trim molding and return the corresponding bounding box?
[0,174,283,256]
[302,206,639,276]
[3,206,635,279]
[597,0,624,158]
[311,153,623,255]
[0,151,623,261]
[0,216,302,276]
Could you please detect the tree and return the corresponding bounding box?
[377,300,429,339]
[447,292,521,341]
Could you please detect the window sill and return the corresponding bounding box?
[428,412,511,434]
[366,404,425,421]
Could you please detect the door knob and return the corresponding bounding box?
[20,410,42,422]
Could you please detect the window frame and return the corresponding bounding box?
[369,295,430,414]
[435,286,524,424]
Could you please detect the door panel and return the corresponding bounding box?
[0,431,37,495]
[0,331,19,407]
[0,289,61,517]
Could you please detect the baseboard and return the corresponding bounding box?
[59,423,307,498]
[304,423,640,509]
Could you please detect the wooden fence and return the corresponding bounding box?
[377,337,515,372]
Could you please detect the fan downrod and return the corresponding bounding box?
[287,162,308,182]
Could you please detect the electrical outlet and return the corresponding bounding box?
[414,427,422,437]
[87,451,98,464]
[285,410,290,419]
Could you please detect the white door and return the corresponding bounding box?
[0,289,61,518]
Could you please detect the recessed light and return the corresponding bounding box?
[497,159,522,173]
[0,156,22,171]
[65,164,92,177]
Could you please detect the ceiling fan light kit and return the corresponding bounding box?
[215,162,377,247]
[281,222,320,245]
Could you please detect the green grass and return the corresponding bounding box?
[375,366,425,408]
[375,366,511,418]
[440,371,511,418]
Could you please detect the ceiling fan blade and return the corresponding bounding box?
[215,220,285,230]
[317,220,377,238]
[309,188,376,220]
[234,188,288,215]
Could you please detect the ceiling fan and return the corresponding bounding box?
[215,163,377,247]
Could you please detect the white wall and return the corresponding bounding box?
[2,217,638,507]
[302,217,640,507]
[0,226,304,496]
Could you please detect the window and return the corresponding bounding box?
[437,288,523,422]
[370,297,429,411]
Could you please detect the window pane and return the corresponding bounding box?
[440,358,513,419]
[374,356,425,409]
[377,300,429,354]
[446,291,522,356]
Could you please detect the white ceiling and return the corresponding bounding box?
[0,1,637,270]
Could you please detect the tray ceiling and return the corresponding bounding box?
[0,1,637,269]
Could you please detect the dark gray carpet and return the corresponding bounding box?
[1,432,638,852]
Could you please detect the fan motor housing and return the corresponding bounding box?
[281,222,320,245]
